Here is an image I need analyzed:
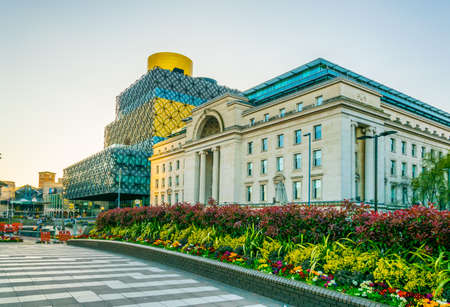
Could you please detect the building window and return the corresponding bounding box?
[390,138,396,153]
[279,108,286,118]
[294,153,302,169]
[439,151,443,159]
[250,118,255,126]
[312,179,321,199]
[169,162,172,172]
[155,179,159,188]
[261,159,267,174]
[401,162,407,177]
[411,144,416,157]
[248,141,253,154]
[390,185,396,203]
[154,195,158,205]
[261,138,268,152]
[247,162,253,176]
[161,194,165,204]
[313,150,322,167]
[276,157,284,171]
[295,129,302,144]
[293,181,301,200]
[175,192,179,204]
[264,113,269,122]
[402,187,408,205]
[277,134,284,148]
[412,164,417,178]
[316,96,323,106]
[260,184,266,201]
[421,146,426,158]
[314,125,322,140]
[162,164,165,172]
[246,186,252,202]
[162,178,165,187]
[401,141,406,155]
[168,176,172,187]
[156,165,159,174]
[390,160,396,176]
[168,193,172,205]
[297,102,303,112]
[175,175,179,186]
[430,149,435,158]
[176,160,180,170]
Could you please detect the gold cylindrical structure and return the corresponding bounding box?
[147,52,193,76]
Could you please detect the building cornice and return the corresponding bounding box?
[381,102,450,132]
[149,147,185,161]
[242,77,381,116]
[151,134,185,149]
[192,93,249,114]
[242,95,389,134]
[384,120,450,145]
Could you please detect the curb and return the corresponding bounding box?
[68,239,388,307]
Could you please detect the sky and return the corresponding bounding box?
[0,0,449,187]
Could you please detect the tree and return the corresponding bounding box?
[411,153,449,210]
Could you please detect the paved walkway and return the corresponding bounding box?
[0,243,283,307]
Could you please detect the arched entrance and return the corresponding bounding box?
[198,116,221,139]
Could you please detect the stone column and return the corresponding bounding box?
[212,147,220,203]
[350,122,357,200]
[199,150,207,204]
[365,127,375,202]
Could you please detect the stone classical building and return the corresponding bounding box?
[149,58,449,206]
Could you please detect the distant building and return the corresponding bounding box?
[0,180,15,217]
[0,180,15,201]
[149,58,449,207]
[39,171,56,189]
[11,185,44,217]
[42,178,64,217]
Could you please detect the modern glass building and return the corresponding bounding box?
[63,52,238,206]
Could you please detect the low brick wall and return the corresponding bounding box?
[68,239,387,307]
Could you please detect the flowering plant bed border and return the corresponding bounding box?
[0,236,23,242]
[68,239,387,307]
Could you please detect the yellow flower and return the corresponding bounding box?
[258,259,266,264]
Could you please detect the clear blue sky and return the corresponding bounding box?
[1,0,449,187]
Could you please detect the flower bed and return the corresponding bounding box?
[85,203,449,307]
[0,235,23,242]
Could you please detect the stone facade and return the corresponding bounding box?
[149,77,449,206]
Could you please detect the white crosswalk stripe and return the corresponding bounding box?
[0,278,198,293]
[0,272,180,284]
[0,261,148,271]
[0,256,124,263]
[0,266,163,277]
[0,259,118,266]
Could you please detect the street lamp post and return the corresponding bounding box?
[304,132,312,206]
[117,168,122,209]
[357,130,397,212]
